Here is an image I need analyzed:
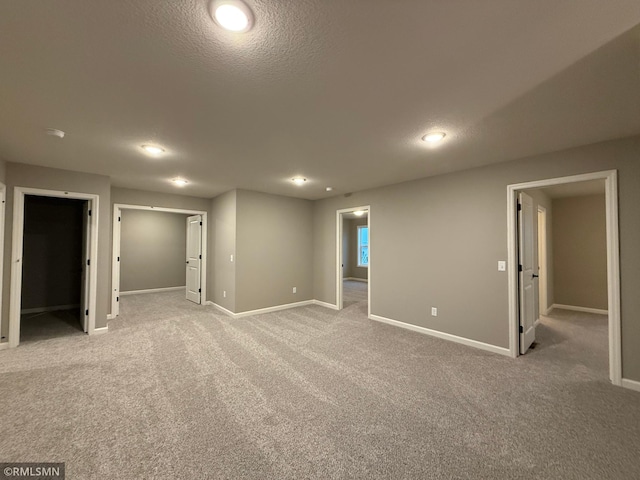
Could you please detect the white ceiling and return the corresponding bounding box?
[1,1,639,200]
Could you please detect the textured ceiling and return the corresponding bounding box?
[1,1,639,199]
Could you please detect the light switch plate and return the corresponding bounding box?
[431,307,438,317]
[498,261,506,271]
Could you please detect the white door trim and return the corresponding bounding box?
[9,187,99,347]
[0,182,5,344]
[336,206,371,316]
[111,203,208,317]
[507,170,621,386]
[537,206,548,316]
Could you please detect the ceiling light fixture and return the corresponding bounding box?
[292,177,307,186]
[211,0,254,32]
[353,210,366,216]
[45,128,65,139]
[172,178,188,186]
[141,144,165,156]
[422,132,446,144]
[325,187,333,192]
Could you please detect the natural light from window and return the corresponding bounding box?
[357,225,369,267]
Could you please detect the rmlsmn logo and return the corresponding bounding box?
[0,463,65,479]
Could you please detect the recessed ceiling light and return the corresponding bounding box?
[45,128,65,139]
[211,0,254,32]
[422,132,446,144]
[172,178,188,186]
[353,210,366,216]
[141,144,165,156]
[325,187,333,192]
[292,177,307,186]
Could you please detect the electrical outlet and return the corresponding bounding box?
[292,287,297,294]
[230,254,234,262]
[431,307,438,317]
[498,261,506,271]
[223,290,226,298]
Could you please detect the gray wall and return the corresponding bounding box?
[209,190,236,312]
[552,194,607,311]
[313,136,640,381]
[345,218,368,280]
[119,210,189,292]
[235,189,313,312]
[21,196,84,310]
[1,163,111,338]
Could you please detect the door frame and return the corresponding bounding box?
[336,205,371,315]
[506,170,621,385]
[9,187,99,347]
[537,205,548,317]
[111,204,207,318]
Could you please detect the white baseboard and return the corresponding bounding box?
[120,286,185,296]
[534,318,541,327]
[550,303,608,315]
[106,313,116,320]
[0,342,8,351]
[207,301,235,317]
[369,313,511,357]
[312,299,339,310]
[344,277,368,283]
[21,304,80,314]
[621,378,640,393]
[91,327,109,335]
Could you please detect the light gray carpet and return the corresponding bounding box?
[1,289,639,479]
[19,309,84,343]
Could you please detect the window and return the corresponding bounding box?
[357,225,369,267]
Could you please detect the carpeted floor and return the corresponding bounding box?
[20,309,85,343]
[1,288,639,479]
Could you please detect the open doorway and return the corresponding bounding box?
[9,188,98,347]
[336,206,370,314]
[507,170,621,386]
[111,204,208,318]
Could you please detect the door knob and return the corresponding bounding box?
[532,274,539,278]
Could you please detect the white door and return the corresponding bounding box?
[79,201,91,332]
[186,215,202,304]
[518,192,536,353]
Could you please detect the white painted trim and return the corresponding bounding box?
[0,182,6,334]
[507,170,621,386]
[369,314,511,357]
[111,203,208,317]
[537,205,548,317]
[0,343,8,351]
[120,286,186,296]
[534,318,541,327]
[106,314,116,321]
[621,378,640,393]
[336,206,371,316]
[91,326,109,335]
[549,304,608,315]
[344,277,368,283]
[207,301,235,317]
[312,299,339,310]
[9,187,99,347]
[21,304,80,314]
[208,300,316,319]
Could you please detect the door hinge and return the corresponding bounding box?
[117,296,119,302]
[199,254,202,259]
[88,209,91,216]
[519,325,523,333]
[85,309,89,316]
[518,264,522,272]
[87,259,91,266]
[517,202,522,211]
[198,288,201,293]
[118,216,121,222]
[200,221,202,226]
[117,256,120,262]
